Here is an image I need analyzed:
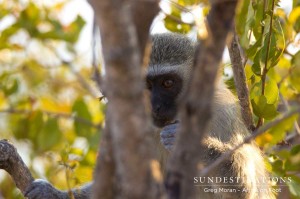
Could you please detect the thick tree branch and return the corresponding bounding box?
[92,122,115,199]
[199,107,300,177]
[0,140,34,194]
[131,0,160,56]
[228,32,255,131]
[166,1,238,198]
[89,0,162,199]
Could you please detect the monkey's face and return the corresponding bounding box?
[146,73,182,128]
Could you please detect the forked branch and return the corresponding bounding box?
[0,140,34,194]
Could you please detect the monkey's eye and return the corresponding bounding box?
[163,79,174,88]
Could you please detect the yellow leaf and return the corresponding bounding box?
[40,97,71,113]
[289,7,300,24]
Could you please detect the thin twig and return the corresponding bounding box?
[257,0,276,129]
[228,32,255,131]
[200,107,300,177]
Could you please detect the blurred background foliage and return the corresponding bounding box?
[0,0,103,198]
[0,0,300,198]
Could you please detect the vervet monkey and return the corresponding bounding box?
[147,33,275,199]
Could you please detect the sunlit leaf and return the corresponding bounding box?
[290,64,300,92]
[256,114,297,148]
[164,15,192,34]
[178,0,203,6]
[250,79,279,105]
[72,99,92,137]
[38,117,62,151]
[235,0,254,48]
[289,6,300,32]
[251,95,278,119]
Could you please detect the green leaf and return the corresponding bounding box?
[250,79,279,105]
[251,95,278,119]
[289,6,300,32]
[290,56,300,92]
[288,176,300,197]
[24,2,40,24]
[285,144,300,171]
[252,0,265,39]
[235,0,254,48]
[0,7,9,20]
[293,0,300,8]
[246,37,262,59]
[267,114,297,146]
[38,15,85,43]
[11,116,30,140]
[3,79,19,96]
[292,50,300,67]
[251,49,263,76]
[0,24,20,49]
[22,60,47,86]
[0,73,19,96]
[28,111,44,141]
[291,145,300,155]
[72,99,92,137]
[264,79,279,104]
[178,0,202,6]
[164,16,192,34]
[272,159,284,175]
[38,117,62,151]
[18,2,41,37]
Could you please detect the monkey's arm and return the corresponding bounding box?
[24,179,92,199]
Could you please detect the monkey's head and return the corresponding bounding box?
[146,33,195,128]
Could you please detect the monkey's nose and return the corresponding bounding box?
[154,105,161,113]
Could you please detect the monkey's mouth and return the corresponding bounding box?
[164,120,179,126]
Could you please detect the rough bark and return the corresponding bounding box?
[132,1,160,57]
[0,140,34,194]
[165,1,238,199]
[228,32,255,131]
[89,0,162,199]
[92,122,115,199]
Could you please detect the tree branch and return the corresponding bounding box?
[166,1,238,198]
[0,140,34,194]
[257,0,276,129]
[228,32,255,131]
[131,0,160,56]
[89,0,162,198]
[92,122,115,199]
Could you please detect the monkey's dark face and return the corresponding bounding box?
[146,73,183,128]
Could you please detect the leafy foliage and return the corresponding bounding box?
[0,0,103,198]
